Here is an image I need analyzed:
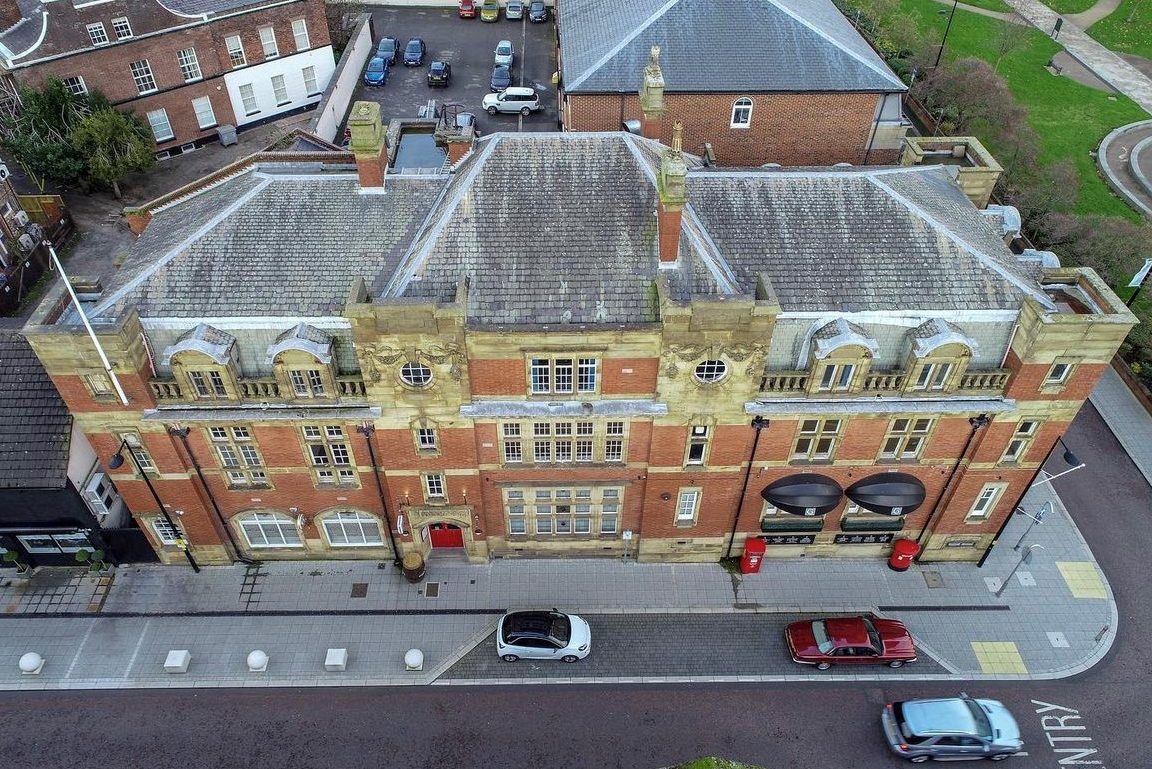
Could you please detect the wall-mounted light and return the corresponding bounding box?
[660,492,671,502]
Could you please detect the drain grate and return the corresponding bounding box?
[922,571,945,589]
[424,582,440,598]
[350,583,368,598]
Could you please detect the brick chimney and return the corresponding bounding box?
[638,45,665,141]
[348,101,387,189]
[657,122,688,265]
[0,0,23,30]
[123,207,152,236]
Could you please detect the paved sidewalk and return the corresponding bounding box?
[1090,365,1152,486]
[0,482,1114,690]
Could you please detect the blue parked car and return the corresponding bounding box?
[376,37,399,65]
[363,56,389,86]
[404,38,426,66]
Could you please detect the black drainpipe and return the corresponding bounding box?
[357,423,402,566]
[725,416,768,559]
[168,425,253,564]
[914,413,990,560]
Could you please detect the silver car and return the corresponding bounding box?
[496,610,591,662]
[506,0,524,19]
[882,694,1023,762]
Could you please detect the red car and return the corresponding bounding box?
[459,0,476,17]
[785,614,916,670]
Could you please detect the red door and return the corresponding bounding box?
[428,522,464,548]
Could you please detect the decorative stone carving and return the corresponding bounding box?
[360,343,466,383]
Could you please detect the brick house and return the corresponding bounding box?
[22,105,1135,568]
[557,0,908,166]
[0,0,334,156]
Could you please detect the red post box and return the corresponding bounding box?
[888,538,920,571]
[740,537,767,574]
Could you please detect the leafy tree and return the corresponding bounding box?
[69,108,155,199]
[0,78,93,191]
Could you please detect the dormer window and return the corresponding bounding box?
[818,362,856,392]
[806,319,877,396]
[267,323,336,400]
[162,324,239,402]
[912,362,952,391]
[87,23,108,46]
[112,17,132,39]
[188,370,228,399]
[904,319,976,396]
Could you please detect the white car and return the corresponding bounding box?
[494,39,514,67]
[496,610,591,662]
[482,86,541,115]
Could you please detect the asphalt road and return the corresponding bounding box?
[0,403,1144,769]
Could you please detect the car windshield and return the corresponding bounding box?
[965,699,993,739]
[406,42,420,53]
[863,616,883,652]
[368,60,384,72]
[811,620,835,654]
[550,614,571,643]
[432,63,445,73]
[382,38,394,48]
[497,43,511,55]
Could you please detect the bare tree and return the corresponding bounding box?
[993,14,1029,73]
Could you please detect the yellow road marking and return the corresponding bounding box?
[1056,561,1108,599]
[971,641,1028,674]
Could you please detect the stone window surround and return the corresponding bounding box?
[503,486,622,537]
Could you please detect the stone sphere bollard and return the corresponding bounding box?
[404,648,424,671]
[246,649,269,672]
[19,652,44,675]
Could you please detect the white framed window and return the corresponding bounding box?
[501,419,626,464]
[914,362,953,391]
[271,74,289,105]
[817,362,855,392]
[416,427,438,452]
[792,419,840,461]
[192,96,217,129]
[502,423,523,463]
[1045,362,1073,386]
[423,473,446,500]
[82,372,112,397]
[289,368,326,397]
[761,501,779,519]
[130,60,157,94]
[604,421,624,462]
[87,23,109,46]
[226,35,247,67]
[694,359,728,384]
[675,488,701,525]
[292,18,310,50]
[210,426,266,488]
[151,518,183,545]
[18,533,91,554]
[730,97,753,128]
[116,431,155,472]
[259,26,279,58]
[239,512,302,548]
[967,483,1007,521]
[504,487,621,537]
[146,109,174,142]
[880,418,933,460]
[112,17,132,39]
[302,425,356,486]
[399,361,433,387]
[529,355,598,394]
[186,369,227,398]
[322,511,383,546]
[178,48,202,82]
[686,425,710,465]
[62,76,87,96]
[1001,420,1039,463]
[302,65,319,95]
[239,83,258,115]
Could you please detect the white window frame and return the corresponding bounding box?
[1001,420,1039,463]
[302,425,356,486]
[423,473,446,500]
[146,109,174,142]
[322,511,384,547]
[693,359,728,384]
[1045,362,1073,386]
[112,16,133,39]
[116,431,155,472]
[302,65,319,95]
[259,26,279,58]
[239,83,259,115]
[730,97,753,128]
[880,418,933,460]
[399,361,433,388]
[226,35,247,67]
[192,96,217,130]
[178,48,203,82]
[528,355,598,395]
[914,362,953,391]
[792,419,841,461]
[151,518,183,546]
[817,362,855,392]
[62,76,88,96]
[504,487,621,537]
[686,424,710,466]
[271,74,289,105]
[292,18,310,51]
[675,488,701,525]
[416,427,439,452]
[967,483,1007,521]
[239,512,302,548]
[130,60,157,95]
[87,23,109,46]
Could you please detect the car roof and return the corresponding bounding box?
[901,698,979,736]
[503,86,535,95]
[506,611,559,634]
[822,616,870,646]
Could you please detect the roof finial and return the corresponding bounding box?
[671,121,683,154]
[648,45,661,69]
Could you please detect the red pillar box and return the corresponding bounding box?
[740,537,767,574]
[888,538,921,572]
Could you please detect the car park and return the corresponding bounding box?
[494,39,514,67]
[490,64,512,91]
[506,0,524,20]
[785,614,917,670]
[882,694,1023,762]
[363,56,389,87]
[427,60,452,87]
[483,86,540,115]
[480,0,500,21]
[528,0,548,22]
[458,0,476,18]
[496,610,591,662]
[376,36,400,65]
[403,38,426,66]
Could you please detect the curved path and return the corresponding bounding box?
[1098,119,1152,217]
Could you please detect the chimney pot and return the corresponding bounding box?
[638,45,666,140]
[348,101,388,189]
[656,122,688,265]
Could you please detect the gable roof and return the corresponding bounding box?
[560,0,904,94]
[0,330,71,489]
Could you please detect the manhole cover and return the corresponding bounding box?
[424,582,440,598]
[923,571,945,589]
[350,583,368,598]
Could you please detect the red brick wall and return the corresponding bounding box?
[1003,351,1108,402]
[469,358,526,395]
[564,91,883,166]
[602,357,659,395]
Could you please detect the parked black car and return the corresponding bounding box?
[490,64,511,91]
[376,36,400,65]
[403,38,426,66]
[427,60,452,86]
[528,0,548,22]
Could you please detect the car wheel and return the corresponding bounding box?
[909,756,930,764]
[888,659,905,668]
[816,661,832,670]
[988,755,1012,762]
[501,654,519,662]
[520,107,531,116]
[487,106,498,115]
[561,655,579,663]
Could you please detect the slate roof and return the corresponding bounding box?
[0,331,71,489]
[90,132,1050,328]
[559,0,904,94]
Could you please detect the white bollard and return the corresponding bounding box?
[164,649,191,674]
[324,648,348,672]
[19,652,44,675]
[246,649,269,673]
[404,648,424,671]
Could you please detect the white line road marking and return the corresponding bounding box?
[64,622,96,679]
[123,619,151,679]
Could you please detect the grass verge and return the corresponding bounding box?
[1089,0,1152,60]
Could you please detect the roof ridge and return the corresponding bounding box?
[151,164,258,215]
[565,0,682,92]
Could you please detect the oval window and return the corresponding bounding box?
[694,360,728,383]
[399,361,433,387]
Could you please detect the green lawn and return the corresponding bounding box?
[1089,0,1152,59]
[904,0,1148,219]
[1045,0,1097,14]
[950,0,1012,13]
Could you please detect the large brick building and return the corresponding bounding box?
[557,0,909,166]
[0,0,334,156]
[22,107,1135,568]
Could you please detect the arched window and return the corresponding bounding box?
[730,97,753,128]
[321,511,384,547]
[238,511,302,548]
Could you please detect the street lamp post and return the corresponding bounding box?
[725,416,768,560]
[167,425,250,564]
[108,439,200,572]
[1012,501,1050,552]
[995,543,1044,597]
[934,0,961,69]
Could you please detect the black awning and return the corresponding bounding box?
[845,473,927,516]
[760,473,843,517]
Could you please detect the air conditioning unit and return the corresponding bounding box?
[17,233,35,252]
[13,210,29,227]
[83,472,114,521]
[0,163,9,180]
